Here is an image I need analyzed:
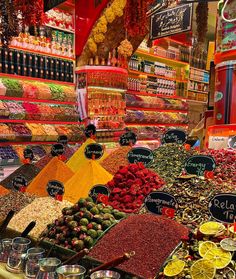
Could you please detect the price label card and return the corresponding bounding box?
[23,148,34,161]
[51,143,64,157]
[58,135,68,145]
[84,124,96,138]
[89,184,110,203]
[84,143,104,160]
[144,191,177,216]
[185,155,216,176]
[162,129,187,145]
[209,193,236,224]
[12,175,28,191]
[47,180,64,198]
[119,132,137,146]
[127,147,154,167]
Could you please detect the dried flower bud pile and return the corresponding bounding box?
[89,214,188,279]
[203,149,236,185]
[0,191,35,220]
[161,177,236,230]
[149,143,195,184]
[8,197,72,238]
[42,197,126,251]
[100,146,131,175]
[106,163,165,213]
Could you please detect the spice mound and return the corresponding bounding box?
[27,157,74,197]
[8,197,72,238]
[0,185,9,196]
[42,197,126,251]
[107,163,165,213]
[101,146,131,175]
[64,160,113,204]
[89,214,188,279]
[0,191,35,220]
[149,143,194,184]
[161,177,236,229]
[0,163,40,189]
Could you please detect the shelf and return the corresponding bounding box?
[0,45,75,61]
[129,69,188,83]
[127,90,188,100]
[0,96,76,105]
[189,78,209,84]
[0,119,82,125]
[0,73,74,86]
[190,67,209,73]
[0,141,80,146]
[188,89,209,94]
[126,123,188,127]
[186,99,208,104]
[136,49,189,67]
[45,24,75,34]
[126,106,188,113]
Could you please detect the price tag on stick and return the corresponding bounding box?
[89,185,110,203]
[47,180,64,201]
[84,143,104,160]
[185,155,216,176]
[127,147,154,167]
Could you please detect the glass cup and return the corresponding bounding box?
[36,257,61,279]
[0,238,12,263]
[24,247,45,278]
[56,265,86,279]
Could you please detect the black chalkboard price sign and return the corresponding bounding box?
[150,3,193,40]
[119,132,137,146]
[185,155,216,176]
[144,191,177,215]
[127,147,154,166]
[44,0,65,12]
[228,136,236,149]
[209,193,236,224]
[89,184,110,203]
[58,135,68,145]
[51,143,64,157]
[23,148,34,161]
[47,180,65,198]
[12,175,28,191]
[162,129,187,144]
[84,143,104,160]
[84,124,96,138]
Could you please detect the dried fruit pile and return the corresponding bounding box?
[89,214,188,279]
[42,197,126,251]
[161,221,236,278]
[161,177,236,230]
[203,149,236,185]
[107,163,165,213]
[149,143,194,184]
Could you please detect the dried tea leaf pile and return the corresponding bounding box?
[149,143,195,184]
[27,157,74,197]
[8,197,72,238]
[89,214,188,279]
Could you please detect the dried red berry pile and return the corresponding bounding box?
[89,214,188,279]
[106,163,165,213]
[203,149,236,184]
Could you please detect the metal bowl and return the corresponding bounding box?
[90,270,120,279]
[56,265,86,279]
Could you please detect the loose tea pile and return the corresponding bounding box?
[0,191,35,220]
[27,157,74,197]
[0,163,40,189]
[8,197,72,238]
[64,160,113,203]
[89,214,188,279]
[107,163,165,213]
[101,146,131,175]
[149,143,194,184]
[43,197,126,251]
[161,177,236,230]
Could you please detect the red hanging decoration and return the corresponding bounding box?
[124,0,154,37]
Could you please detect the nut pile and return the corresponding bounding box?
[149,143,194,185]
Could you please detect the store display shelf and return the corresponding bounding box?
[0,119,83,125]
[88,86,126,93]
[0,73,75,86]
[45,24,75,34]
[188,89,209,94]
[0,141,80,146]
[129,69,188,83]
[186,99,208,104]
[0,96,76,105]
[126,106,188,113]
[214,50,236,64]
[126,123,188,127]
[127,90,188,100]
[190,67,209,73]
[136,49,189,67]
[189,78,209,84]
[0,45,75,61]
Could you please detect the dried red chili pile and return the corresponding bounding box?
[203,149,236,184]
[89,214,188,279]
[106,163,165,213]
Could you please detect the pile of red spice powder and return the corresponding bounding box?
[106,163,165,213]
[89,214,188,279]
